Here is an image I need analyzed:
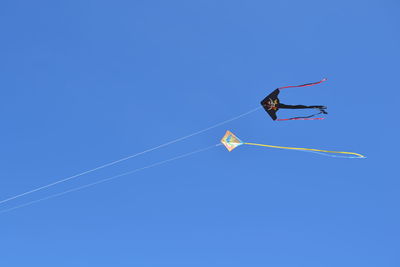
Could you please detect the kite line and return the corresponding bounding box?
[0,107,261,206]
[0,144,221,214]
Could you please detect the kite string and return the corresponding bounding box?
[0,144,221,214]
[0,106,261,206]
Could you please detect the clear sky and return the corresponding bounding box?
[1,0,399,266]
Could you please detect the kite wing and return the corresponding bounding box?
[260,89,280,121]
[221,131,243,152]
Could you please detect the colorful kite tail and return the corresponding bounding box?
[278,78,327,90]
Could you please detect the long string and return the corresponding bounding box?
[0,144,221,214]
[0,107,261,206]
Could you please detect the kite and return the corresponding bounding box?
[221,130,366,158]
[261,78,328,121]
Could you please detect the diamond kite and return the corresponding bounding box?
[220,130,366,158]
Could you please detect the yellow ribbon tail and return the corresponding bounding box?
[243,142,365,158]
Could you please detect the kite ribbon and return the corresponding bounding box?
[278,78,328,90]
[243,142,366,158]
[276,118,324,121]
[274,78,328,120]
[276,111,326,121]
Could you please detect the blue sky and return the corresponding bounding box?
[1,0,399,266]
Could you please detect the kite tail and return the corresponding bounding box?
[277,117,324,121]
[276,111,325,121]
[242,142,366,159]
[278,78,327,90]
